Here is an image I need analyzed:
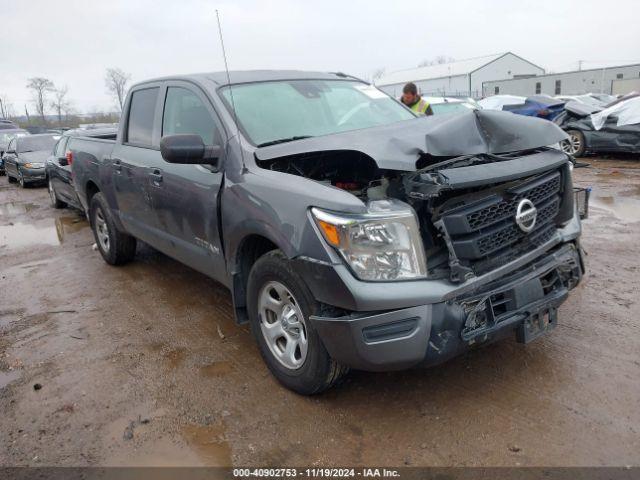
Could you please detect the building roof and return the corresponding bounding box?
[482,62,640,85]
[377,52,514,86]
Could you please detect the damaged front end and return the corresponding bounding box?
[254,110,585,371]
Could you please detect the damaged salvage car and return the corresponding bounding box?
[556,96,640,156]
[70,71,586,394]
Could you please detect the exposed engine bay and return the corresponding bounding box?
[259,146,575,283]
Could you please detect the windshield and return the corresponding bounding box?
[17,135,57,153]
[430,102,476,115]
[220,79,415,146]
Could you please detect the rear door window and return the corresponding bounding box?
[127,88,159,146]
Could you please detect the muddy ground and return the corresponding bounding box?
[1,157,639,467]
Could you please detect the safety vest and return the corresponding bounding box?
[410,98,430,115]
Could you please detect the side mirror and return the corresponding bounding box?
[58,156,69,166]
[160,134,221,169]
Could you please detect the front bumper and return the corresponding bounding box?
[301,206,584,371]
[309,241,583,371]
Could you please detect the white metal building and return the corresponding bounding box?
[375,52,545,99]
[483,64,640,97]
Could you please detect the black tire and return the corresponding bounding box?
[247,250,348,395]
[48,178,66,209]
[18,170,26,188]
[89,192,137,265]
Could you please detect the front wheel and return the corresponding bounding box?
[89,192,137,265]
[560,130,586,157]
[247,250,348,395]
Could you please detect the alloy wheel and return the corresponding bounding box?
[561,132,582,155]
[258,280,308,370]
[94,208,110,253]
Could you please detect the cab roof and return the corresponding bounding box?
[132,70,365,90]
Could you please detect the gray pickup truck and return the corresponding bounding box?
[71,70,585,394]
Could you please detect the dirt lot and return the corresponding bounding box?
[1,158,639,468]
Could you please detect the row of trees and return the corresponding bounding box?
[0,68,131,127]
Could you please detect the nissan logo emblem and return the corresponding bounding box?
[515,199,537,233]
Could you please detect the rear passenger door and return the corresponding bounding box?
[111,85,165,245]
[153,81,227,281]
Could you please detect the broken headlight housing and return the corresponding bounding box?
[311,199,427,281]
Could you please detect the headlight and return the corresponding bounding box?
[24,162,44,169]
[311,199,427,281]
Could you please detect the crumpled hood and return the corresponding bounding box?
[255,109,569,171]
[18,151,49,165]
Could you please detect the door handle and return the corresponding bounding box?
[150,169,163,185]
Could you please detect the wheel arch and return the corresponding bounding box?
[230,233,281,324]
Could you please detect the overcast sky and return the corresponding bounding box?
[1,0,639,113]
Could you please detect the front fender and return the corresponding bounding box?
[221,168,365,274]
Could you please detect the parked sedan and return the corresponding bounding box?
[4,134,58,187]
[555,96,640,156]
[0,128,30,175]
[46,127,117,209]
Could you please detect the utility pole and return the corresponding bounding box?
[578,60,583,71]
[0,98,5,118]
[24,105,30,123]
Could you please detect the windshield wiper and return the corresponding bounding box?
[257,136,313,148]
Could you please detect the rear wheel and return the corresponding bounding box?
[48,178,66,209]
[247,250,348,395]
[561,130,586,157]
[89,192,137,265]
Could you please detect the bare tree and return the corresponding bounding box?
[370,67,386,84]
[51,86,71,125]
[0,93,11,118]
[105,68,131,111]
[26,77,55,124]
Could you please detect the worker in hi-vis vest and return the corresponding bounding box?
[400,82,433,115]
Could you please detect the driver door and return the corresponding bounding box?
[151,82,227,283]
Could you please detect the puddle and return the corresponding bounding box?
[0,370,21,389]
[591,195,640,222]
[0,202,39,216]
[0,221,61,248]
[0,215,88,249]
[182,424,232,466]
[54,216,87,242]
[200,361,233,378]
